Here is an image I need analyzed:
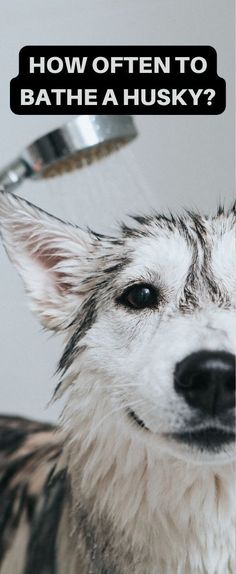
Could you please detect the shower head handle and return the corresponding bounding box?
[0,158,30,192]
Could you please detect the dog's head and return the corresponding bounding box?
[0,191,235,464]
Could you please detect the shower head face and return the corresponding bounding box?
[22,115,138,179]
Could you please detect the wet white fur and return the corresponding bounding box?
[0,190,235,574]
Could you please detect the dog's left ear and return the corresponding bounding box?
[0,191,97,330]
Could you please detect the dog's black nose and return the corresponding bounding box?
[174,350,235,416]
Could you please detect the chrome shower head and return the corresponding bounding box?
[0,115,137,192]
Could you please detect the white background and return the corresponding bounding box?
[0,0,234,421]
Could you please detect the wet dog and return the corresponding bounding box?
[0,190,235,574]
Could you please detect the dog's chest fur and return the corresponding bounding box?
[66,421,236,574]
[1,415,234,574]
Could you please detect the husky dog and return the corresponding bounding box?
[0,190,235,574]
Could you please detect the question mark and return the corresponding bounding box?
[204,89,216,105]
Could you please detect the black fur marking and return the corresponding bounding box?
[121,222,143,238]
[77,505,119,574]
[179,279,199,311]
[188,212,207,248]
[231,202,236,214]
[176,217,196,247]
[0,483,27,561]
[58,294,97,374]
[202,242,230,307]
[0,416,60,566]
[58,255,129,376]
[178,212,232,309]
[127,409,148,430]
[204,271,230,307]
[103,262,127,275]
[131,215,150,225]
[122,211,208,246]
[217,204,225,216]
[0,454,39,563]
[24,467,68,574]
[0,415,53,455]
[179,247,200,312]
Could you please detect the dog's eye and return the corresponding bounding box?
[118,284,158,310]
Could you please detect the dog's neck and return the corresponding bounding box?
[59,379,235,574]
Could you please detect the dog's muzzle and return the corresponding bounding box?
[173,350,235,450]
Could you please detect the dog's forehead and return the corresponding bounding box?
[121,226,193,288]
[116,210,235,292]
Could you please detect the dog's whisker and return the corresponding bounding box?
[90,397,146,432]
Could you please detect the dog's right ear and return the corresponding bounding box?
[0,191,98,331]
